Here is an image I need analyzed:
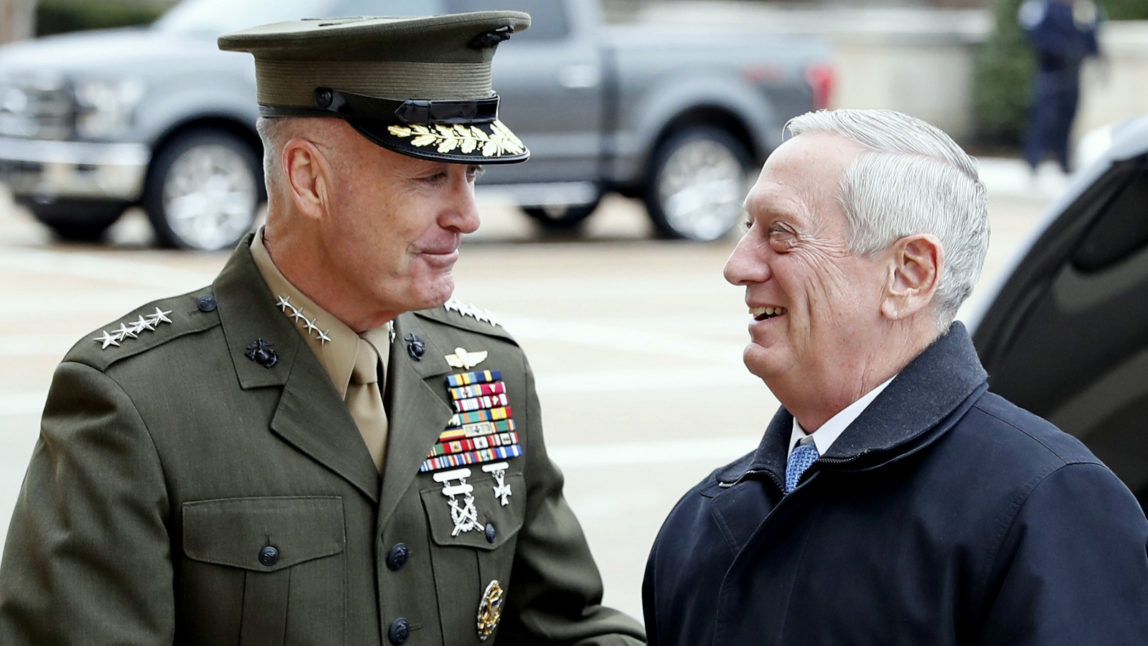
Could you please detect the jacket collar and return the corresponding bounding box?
[214,236,382,501]
[719,323,988,486]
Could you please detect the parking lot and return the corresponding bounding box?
[0,164,1058,620]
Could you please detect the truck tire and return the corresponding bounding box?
[522,202,599,230]
[24,200,124,242]
[645,126,754,241]
[143,128,262,251]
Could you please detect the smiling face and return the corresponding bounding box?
[724,132,897,427]
[271,119,484,332]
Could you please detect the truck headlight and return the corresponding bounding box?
[74,78,144,139]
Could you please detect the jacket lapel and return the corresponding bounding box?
[378,312,455,526]
[214,238,381,502]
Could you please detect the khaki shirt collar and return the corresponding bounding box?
[250,228,391,398]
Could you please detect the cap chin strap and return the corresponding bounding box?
[258,87,500,125]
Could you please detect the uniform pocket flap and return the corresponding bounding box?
[421,472,525,550]
[183,496,345,572]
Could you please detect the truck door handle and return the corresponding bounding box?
[558,65,600,90]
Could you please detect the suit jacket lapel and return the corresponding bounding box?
[214,238,381,502]
[378,312,454,527]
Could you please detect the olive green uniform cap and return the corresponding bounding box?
[218,12,531,164]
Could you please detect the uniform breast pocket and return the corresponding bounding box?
[419,471,525,643]
[180,496,346,645]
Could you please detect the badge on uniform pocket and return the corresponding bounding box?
[476,578,504,641]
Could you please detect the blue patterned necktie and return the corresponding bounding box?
[785,435,820,493]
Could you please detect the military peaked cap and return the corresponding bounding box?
[218,12,531,164]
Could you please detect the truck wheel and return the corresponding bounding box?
[522,203,599,230]
[25,201,124,242]
[645,127,753,241]
[143,128,262,251]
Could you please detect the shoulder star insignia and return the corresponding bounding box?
[116,322,139,339]
[93,307,173,350]
[317,329,332,345]
[148,308,172,326]
[444,297,501,328]
[445,347,488,370]
[276,295,292,312]
[94,330,121,350]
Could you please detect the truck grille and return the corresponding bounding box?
[0,73,74,140]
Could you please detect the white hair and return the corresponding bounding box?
[785,109,989,329]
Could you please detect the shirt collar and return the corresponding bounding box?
[788,375,896,457]
[249,227,390,398]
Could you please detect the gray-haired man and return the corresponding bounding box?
[643,108,1148,645]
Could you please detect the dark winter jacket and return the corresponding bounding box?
[643,323,1148,645]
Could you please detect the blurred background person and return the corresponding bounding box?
[1019,0,1103,174]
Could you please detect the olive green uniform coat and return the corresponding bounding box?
[0,239,644,646]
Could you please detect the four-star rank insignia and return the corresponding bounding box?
[93,308,173,350]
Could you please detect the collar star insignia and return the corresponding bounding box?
[275,295,334,346]
[446,347,488,370]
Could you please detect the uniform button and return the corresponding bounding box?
[258,545,280,567]
[196,294,217,312]
[386,542,409,571]
[484,522,497,543]
[388,617,410,645]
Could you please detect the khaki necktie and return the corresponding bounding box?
[347,336,388,473]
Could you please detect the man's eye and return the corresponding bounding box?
[768,226,797,251]
[467,165,486,181]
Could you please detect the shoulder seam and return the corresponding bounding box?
[971,399,1098,467]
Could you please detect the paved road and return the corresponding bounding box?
[0,167,1057,621]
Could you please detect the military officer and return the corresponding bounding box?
[1019,0,1103,173]
[0,12,645,646]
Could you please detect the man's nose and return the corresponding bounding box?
[445,174,481,234]
[723,236,769,286]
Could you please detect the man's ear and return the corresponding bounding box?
[880,233,944,320]
[282,137,332,221]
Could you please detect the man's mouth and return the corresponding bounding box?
[749,306,787,321]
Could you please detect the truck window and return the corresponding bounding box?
[444,0,569,40]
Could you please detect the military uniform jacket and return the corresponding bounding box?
[643,324,1148,645]
[0,240,645,646]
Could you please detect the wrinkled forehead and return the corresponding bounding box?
[744,133,864,221]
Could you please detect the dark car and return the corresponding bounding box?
[969,114,1148,510]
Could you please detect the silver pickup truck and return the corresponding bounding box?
[0,0,832,249]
